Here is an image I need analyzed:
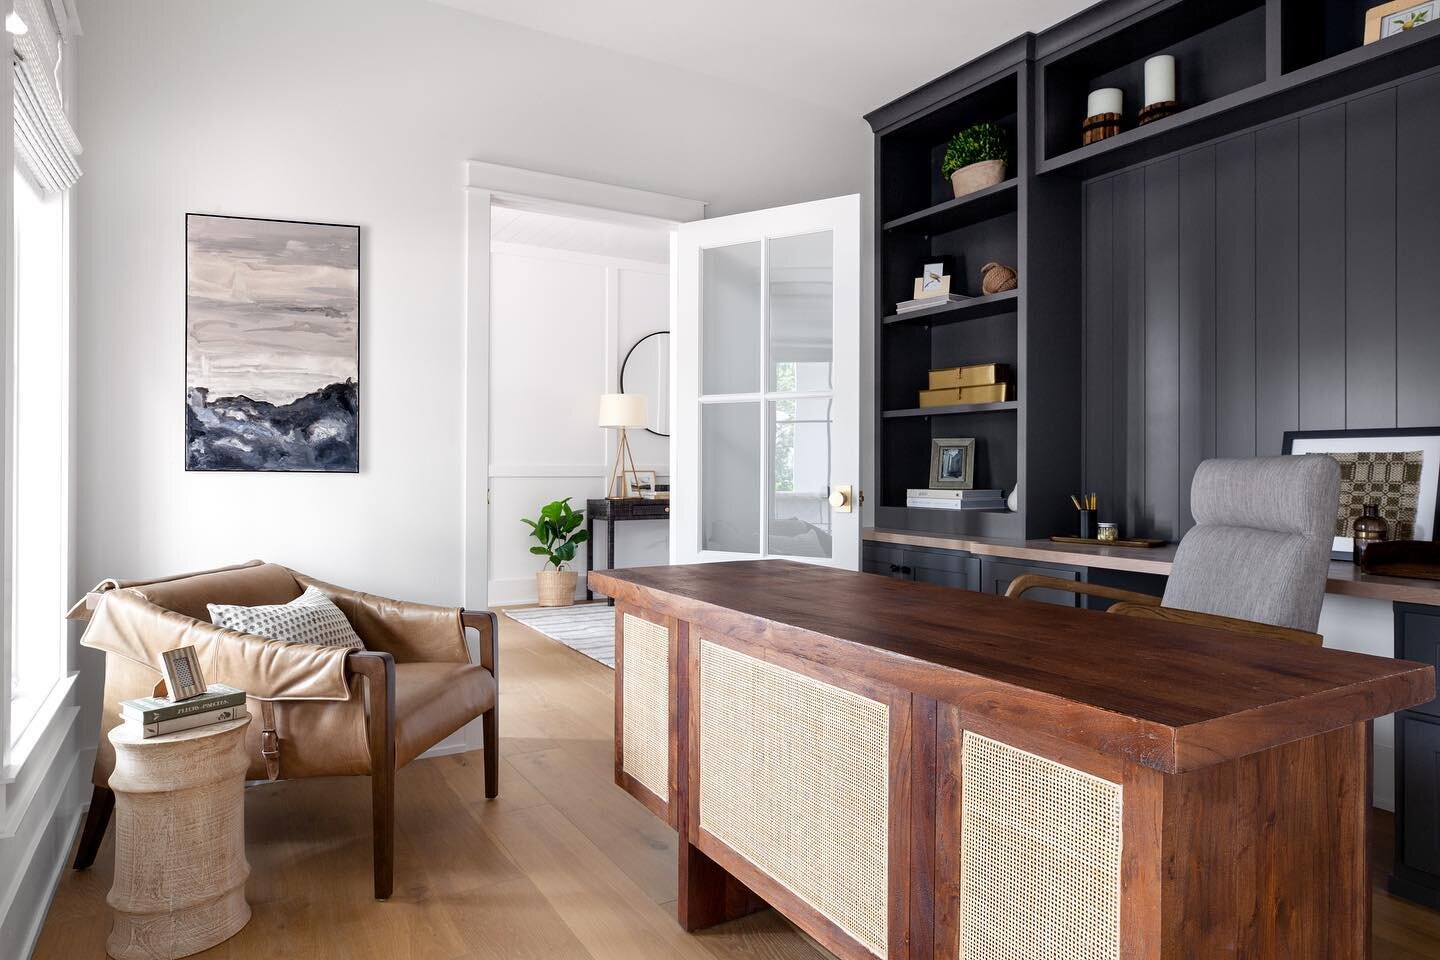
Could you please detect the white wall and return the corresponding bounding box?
[70,0,868,683]
[488,241,669,604]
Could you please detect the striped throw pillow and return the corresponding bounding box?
[208,586,365,649]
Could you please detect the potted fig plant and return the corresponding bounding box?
[522,498,589,607]
[940,123,1009,199]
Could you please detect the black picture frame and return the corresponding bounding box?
[184,212,362,473]
[1282,426,1440,561]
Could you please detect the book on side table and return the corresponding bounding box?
[121,683,249,739]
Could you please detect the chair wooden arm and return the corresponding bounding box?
[345,650,396,899]
[1107,602,1322,646]
[462,609,499,675]
[1004,574,1163,606]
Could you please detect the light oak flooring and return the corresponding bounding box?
[34,610,1440,959]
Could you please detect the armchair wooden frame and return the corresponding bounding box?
[73,609,500,902]
[1004,575,1323,647]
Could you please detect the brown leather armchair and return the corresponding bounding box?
[69,560,498,899]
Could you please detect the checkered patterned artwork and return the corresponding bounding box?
[1331,450,1423,539]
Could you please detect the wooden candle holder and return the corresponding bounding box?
[1138,100,1179,126]
[1081,112,1122,145]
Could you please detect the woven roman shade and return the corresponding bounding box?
[12,0,81,193]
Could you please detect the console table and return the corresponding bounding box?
[591,560,1434,960]
[584,497,669,603]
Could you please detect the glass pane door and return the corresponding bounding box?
[697,231,834,560]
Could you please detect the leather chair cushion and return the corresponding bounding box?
[394,662,496,768]
[134,562,302,623]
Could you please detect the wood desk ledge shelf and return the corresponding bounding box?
[591,559,1434,960]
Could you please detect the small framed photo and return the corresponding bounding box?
[160,645,208,701]
[628,469,658,499]
[1365,0,1437,43]
[929,437,976,490]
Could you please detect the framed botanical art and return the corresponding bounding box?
[185,214,360,472]
[1364,1,1437,43]
[1282,427,1440,560]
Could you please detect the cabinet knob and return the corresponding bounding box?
[829,485,853,512]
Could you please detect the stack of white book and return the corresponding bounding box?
[906,488,1007,510]
[121,684,248,739]
[895,293,969,314]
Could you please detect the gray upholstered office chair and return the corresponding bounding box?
[1007,456,1341,645]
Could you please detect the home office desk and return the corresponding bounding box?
[592,559,1433,960]
[584,497,670,604]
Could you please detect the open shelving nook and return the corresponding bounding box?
[865,0,1440,542]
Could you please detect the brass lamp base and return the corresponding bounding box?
[606,426,641,500]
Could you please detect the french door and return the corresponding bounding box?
[671,195,861,570]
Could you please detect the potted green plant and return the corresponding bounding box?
[940,123,1009,199]
[522,498,589,607]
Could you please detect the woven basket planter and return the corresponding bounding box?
[536,569,578,607]
[950,159,1006,199]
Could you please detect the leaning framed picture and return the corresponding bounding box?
[1282,427,1440,560]
[1364,0,1437,43]
[185,213,360,472]
[929,437,976,490]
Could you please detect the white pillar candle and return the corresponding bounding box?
[1144,55,1176,106]
[1087,87,1123,118]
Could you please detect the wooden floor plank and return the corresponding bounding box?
[31,614,1440,959]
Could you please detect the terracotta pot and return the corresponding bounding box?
[949,158,1006,199]
[536,569,578,607]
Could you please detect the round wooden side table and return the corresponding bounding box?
[106,716,252,960]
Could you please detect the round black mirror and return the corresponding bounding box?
[620,331,670,438]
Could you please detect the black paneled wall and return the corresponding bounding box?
[1082,71,1440,541]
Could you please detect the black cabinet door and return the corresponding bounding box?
[978,559,1081,606]
[1401,714,1440,876]
[862,542,910,580]
[906,547,978,591]
[1398,607,1440,720]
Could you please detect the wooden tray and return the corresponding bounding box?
[1051,535,1168,549]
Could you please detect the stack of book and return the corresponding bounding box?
[121,684,248,739]
[895,293,968,315]
[918,362,1010,407]
[906,488,1007,511]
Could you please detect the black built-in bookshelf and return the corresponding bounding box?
[864,0,1440,540]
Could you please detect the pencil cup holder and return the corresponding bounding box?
[1078,510,1096,539]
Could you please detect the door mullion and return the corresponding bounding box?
[758,236,771,560]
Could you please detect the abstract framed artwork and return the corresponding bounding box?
[185,214,360,472]
[1282,427,1440,560]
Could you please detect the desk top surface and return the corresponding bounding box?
[865,527,1440,604]
[591,560,1435,772]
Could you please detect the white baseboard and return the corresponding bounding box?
[488,575,590,608]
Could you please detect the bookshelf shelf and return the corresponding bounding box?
[883,180,1018,234]
[883,401,1019,419]
[882,289,1018,326]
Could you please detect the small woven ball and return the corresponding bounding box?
[981,261,1017,295]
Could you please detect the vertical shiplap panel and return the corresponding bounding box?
[1083,179,1117,510]
[1346,89,1399,429]
[1178,147,1216,532]
[1397,74,1440,427]
[1215,135,1257,459]
[1144,159,1181,540]
[1255,120,1300,456]
[1297,105,1348,431]
[1114,168,1147,535]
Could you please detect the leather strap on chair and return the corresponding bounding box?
[260,700,281,780]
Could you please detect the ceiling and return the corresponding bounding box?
[491,204,671,263]
[427,0,1093,116]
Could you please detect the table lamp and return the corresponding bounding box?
[598,393,647,499]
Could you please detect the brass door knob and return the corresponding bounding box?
[829,485,853,513]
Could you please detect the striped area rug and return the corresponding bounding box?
[504,604,616,668]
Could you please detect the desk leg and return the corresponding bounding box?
[678,839,766,931]
[607,517,616,607]
[585,516,595,601]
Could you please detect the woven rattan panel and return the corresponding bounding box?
[698,638,889,958]
[959,732,1122,960]
[621,613,669,802]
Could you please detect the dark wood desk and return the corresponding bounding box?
[584,498,669,603]
[591,559,1434,960]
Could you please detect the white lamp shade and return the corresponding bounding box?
[598,392,647,428]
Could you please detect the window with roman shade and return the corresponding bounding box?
[11,0,80,193]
